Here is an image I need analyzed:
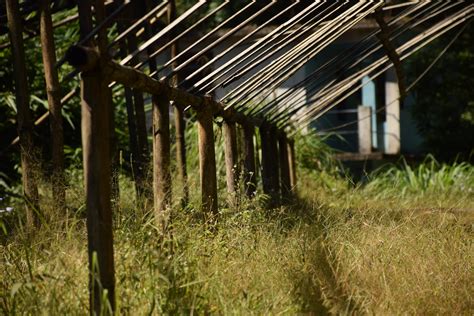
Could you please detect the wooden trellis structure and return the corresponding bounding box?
[3,0,472,313]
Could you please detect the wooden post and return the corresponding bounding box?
[260,123,280,205]
[128,35,150,202]
[168,0,189,206]
[39,0,65,211]
[358,105,373,154]
[287,138,297,193]
[269,126,280,205]
[152,93,172,230]
[78,1,115,313]
[6,0,40,226]
[242,122,257,198]
[223,119,239,198]
[260,123,272,197]
[197,98,218,218]
[278,132,291,201]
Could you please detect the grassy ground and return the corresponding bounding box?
[1,157,473,315]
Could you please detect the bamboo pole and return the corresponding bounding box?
[198,97,218,218]
[242,122,256,198]
[39,0,65,211]
[223,119,239,198]
[278,132,291,201]
[6,0,40,227]
[78,1,115,313]
[152,93,172,231]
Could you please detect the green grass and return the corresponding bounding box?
[1,153,473,314]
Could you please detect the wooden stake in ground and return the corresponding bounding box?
[152,93,172,231]
[223,119,239,199]
[278,132,291,201]
[242,122,257,198]
[197,97,218,218]
[39,0,66,211]
[77,0,115,313]
[6,0,40,226]
[260,123,280,206]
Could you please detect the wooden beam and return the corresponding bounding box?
[223,119,239,198]
[6,0,40,227]
[198,97,218,218]
[152,93,172,231]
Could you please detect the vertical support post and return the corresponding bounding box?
[385,67,401,155]
[357,105,373,154]
[6,0,40,226]
[223,119,239,198]
[39,0,65,211]
[260,123,272,197]
[152,94,172,231]
[242,122,257,198]
[78,1,115,313]
[197,98,218,218]
[260,123,280,206]
[168,0,189,206]
[278,132,291,201]
[287,138,297,193]
[269,126,280,205]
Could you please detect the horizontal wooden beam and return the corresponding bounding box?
[65,45,265,128]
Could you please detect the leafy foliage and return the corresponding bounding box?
[407,23,474,160]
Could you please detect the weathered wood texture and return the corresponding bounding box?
[278,133,291,201]
[242,122,257,198]
[6,0,40,227]
[223,120,239,196]
[197,99,218,217]
[78,1,115,313]
[39,0,66,211]
[152,93,172,230]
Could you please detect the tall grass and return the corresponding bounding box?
[1,127,473,314]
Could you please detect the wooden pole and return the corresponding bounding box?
[269,126,280,205]
[287,138,297,193]
[128,35,150,202]
[6,0,40,227]
[78,1,115,313]
[152,93,172,231]
[260,123,272,197]
[39,0,66,211]
[242,122,257,198]
[278,132,291,201]
[198,97,218,218]
[168,0,189,206]
[223,119,239,198]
